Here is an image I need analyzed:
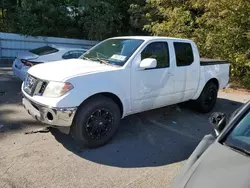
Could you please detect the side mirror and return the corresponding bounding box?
[139,58,157,69]
[209,112,227,136]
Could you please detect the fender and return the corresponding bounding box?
[192,66,221,100]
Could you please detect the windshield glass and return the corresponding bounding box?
[30,46,59,56]
[80,39,144,66]
[224,110,250,154]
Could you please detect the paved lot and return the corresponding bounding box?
[0,65,249,188]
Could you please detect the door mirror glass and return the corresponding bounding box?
[209,112,227,136]
[140,58,157,69]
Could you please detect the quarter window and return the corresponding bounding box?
[141,42,169,68]
[174,42,194,66]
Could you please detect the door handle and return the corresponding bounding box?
[167,72,174,76]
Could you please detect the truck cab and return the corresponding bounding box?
[130,37,201,112]
[22,36,230,148]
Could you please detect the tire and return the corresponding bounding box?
[194,82,218,113]
[71,95,121,148]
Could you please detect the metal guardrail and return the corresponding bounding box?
[0,32,98,60]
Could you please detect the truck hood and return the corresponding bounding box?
[28,59,117,81]
[184,142,250,188]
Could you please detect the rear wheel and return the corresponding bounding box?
[71,95,121,148]
[194,82,218,113]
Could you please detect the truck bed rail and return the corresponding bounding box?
[200,58,229,66]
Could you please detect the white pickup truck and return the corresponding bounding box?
[22,36,230,148]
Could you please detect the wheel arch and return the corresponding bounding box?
[78,92,124,117]
[206,78,219,89]
[192,77,219,100]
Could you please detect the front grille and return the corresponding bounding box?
[24,75,38,95]
[24,74,47,96]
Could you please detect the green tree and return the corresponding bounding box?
[11,0,138,40]
[12,0,80,38]
[0,0,19,32]
[196,0,250,87]
[78,0,136,40]
[129,0,250,88]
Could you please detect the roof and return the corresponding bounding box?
[111,36,192,42]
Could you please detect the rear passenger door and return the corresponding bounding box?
[173,42,199,102]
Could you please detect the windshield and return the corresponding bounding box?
[80,39,144,66]
[224,110,250,155]
[30,46,59,56]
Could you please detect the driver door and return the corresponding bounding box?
[131,41,175,113]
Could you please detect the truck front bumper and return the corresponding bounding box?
[22,97,77,127]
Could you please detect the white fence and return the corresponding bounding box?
[0,32,98,59]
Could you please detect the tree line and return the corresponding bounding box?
[0,0,249,88]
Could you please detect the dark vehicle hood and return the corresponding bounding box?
[184,142,250,188]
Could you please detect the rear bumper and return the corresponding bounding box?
[12,61,28,81]
[22,97,77,127]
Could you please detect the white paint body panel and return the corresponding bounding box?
[192,64,230,100]
[28,59,117,81]
[22,36,230,118]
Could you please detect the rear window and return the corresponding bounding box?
[174,42,194,66]
[29,46,59,56]
[62,50,87,59]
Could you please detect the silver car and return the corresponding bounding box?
[12,45,87,81]
[172,101,250,188]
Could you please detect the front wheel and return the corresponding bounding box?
[194,82,218,113]
[71,95,121,148]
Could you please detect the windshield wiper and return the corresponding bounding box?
[80,56,91,61]
[93,58,109,65]
[81,56,106,63]
[224,142,250,156]
[88,57,111,65]
[81,56,119,67]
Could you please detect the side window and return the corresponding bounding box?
[62,50,86,59]
[174,42,194,66]
[141,42,169,68]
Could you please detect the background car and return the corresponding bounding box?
[171,101,250,188]
[12,45,88,81]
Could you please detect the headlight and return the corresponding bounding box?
[43,81,73,98]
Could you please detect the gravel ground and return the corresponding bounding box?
[0,65,249,188]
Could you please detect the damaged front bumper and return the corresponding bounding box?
[22,97,77,127]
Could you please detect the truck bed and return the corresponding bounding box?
[200,58,230,90]
[200,58,229,66]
